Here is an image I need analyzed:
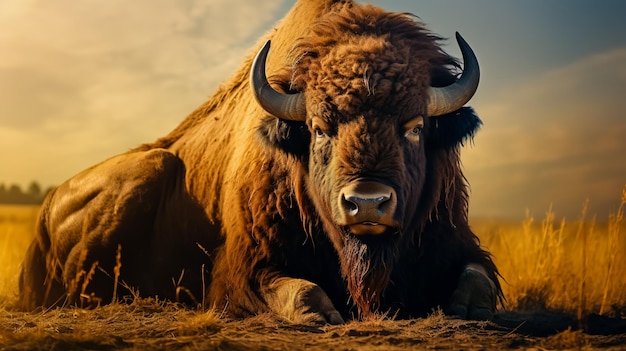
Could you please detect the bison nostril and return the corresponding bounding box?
[374,195,392,214]
[341,194,360,216]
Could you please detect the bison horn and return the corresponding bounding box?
[250,40,307,121]
[427,32,480,117]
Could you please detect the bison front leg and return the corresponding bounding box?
[447,263,498,320]
[261,277,344,325]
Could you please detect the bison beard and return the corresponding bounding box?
[340,233,399,318]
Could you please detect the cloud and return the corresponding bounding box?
[464,48,626,219]
[0,0,285,188]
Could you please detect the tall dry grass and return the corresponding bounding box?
[1,187,625,317]
[474,185,626,317]
[0,205,39,304]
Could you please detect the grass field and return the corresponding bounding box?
[472,188,626,317]
[0,191,625,350]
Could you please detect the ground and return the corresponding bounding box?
[1,299,625,351]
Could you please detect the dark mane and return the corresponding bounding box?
[289,5,457,95]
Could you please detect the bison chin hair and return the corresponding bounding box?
[340,233,399,319]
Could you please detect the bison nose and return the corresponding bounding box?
[341,193,390,218]
[338,182,397,235]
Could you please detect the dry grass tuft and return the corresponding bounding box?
[542,328,589,349]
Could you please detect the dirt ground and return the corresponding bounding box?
[1,299,625,351]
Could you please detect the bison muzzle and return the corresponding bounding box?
[338,181,398,236]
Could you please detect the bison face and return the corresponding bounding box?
[252,25,481,316]
[306,112,424,238]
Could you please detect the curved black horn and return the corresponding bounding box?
[427,32,480,117]
[250,40,307,121]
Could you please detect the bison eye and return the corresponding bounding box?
[314,126,326,139]
[404,116,425,143]
[311,117,330,141]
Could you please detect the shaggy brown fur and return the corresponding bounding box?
[18,0,501,321]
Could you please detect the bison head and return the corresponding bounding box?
[252,7,481,317]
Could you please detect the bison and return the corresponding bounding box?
[19,0,502,323]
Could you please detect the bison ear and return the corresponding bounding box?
[257,118,311,156]
[426,107,482,149]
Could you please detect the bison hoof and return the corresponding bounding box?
[447,263,497,321]
[300,284,345,325]
[263,278,345,325]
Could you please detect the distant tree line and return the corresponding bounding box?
[0,182,54,205]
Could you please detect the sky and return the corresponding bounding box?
[1,0,625,219]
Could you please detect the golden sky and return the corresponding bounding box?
[1,0,625,219]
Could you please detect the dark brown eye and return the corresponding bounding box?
[311,117,330,141]
[314,126,326,138]
[404,118,425,143]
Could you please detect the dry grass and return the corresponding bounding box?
[473,185,626,317]
[0,205,39,304]
[3,299,623,351]
[0,297,224,351]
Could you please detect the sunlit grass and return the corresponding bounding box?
[473,185,626,317]
[1,187,625,317]
[0,204,38,304]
